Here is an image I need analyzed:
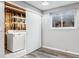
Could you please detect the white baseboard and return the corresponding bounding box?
[42,45,79,56]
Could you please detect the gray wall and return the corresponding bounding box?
[42,3,79,54]
[0,2,4,58]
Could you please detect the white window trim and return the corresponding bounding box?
[50,9,77,29]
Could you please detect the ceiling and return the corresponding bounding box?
[26,1,78,11]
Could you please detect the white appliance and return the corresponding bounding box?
[7,30,25,52]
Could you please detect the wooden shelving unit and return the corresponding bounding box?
[5,2,26,49]
[5,2,26,31]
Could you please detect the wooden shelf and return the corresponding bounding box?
[5,2,26,32]
[5,2,26,14]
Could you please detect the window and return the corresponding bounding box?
[51,9,76,29]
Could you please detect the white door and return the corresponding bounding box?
[0,2,4,57]
[25,11,41,54]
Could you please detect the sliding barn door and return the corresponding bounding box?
[25,11,41,54]
[0,2,4,57]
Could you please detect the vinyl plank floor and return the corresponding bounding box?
[21,50,57,58]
